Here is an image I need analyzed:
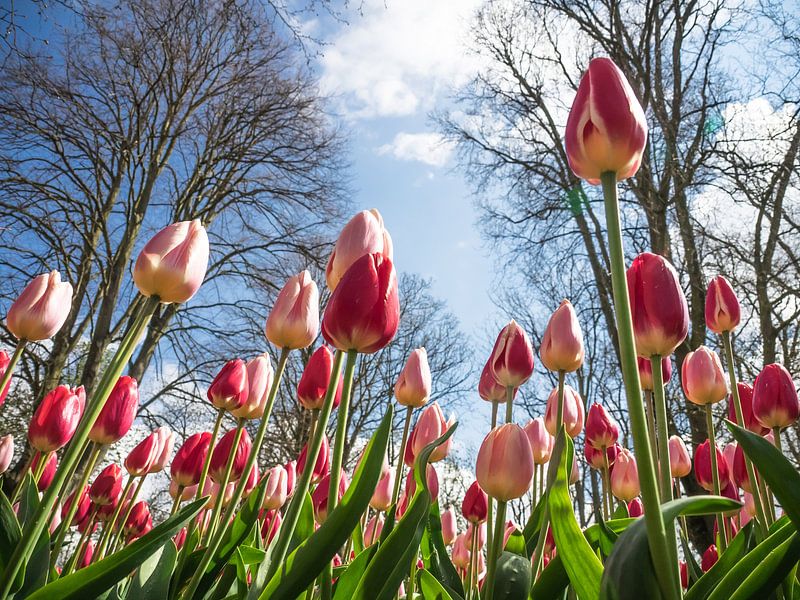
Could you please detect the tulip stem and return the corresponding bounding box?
[600,171,679,600]
[0,339,26,413]
[487,400,499,556]
[484,499,507,600]
[32,451,49,488]
[468,522,479,600]
[601,450,611,520]
[203,420,245,547]
[96,475,136,560]
[555,370,565,432]
[704,405,727,552]
[505,385,514,423]
[62,505,98,577]
[195,409,225,503]
[650,356,673,502]
[10,451,36,504]
[183,347,290,600]
[170,487,185,516]
[643,391,658,469]
[531,465,539,509]
[392,406,413,507]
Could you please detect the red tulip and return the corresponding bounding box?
[297,435,330,484]
[564,57,647,184]
[585,403,620,450]
[441,507,457,545]
[610,449,640,502]
[265,270,320,350]
[540,299,584,373]
[89,376,139,445]
[410,403,450,463]
[705,276,741,334]
[0,350,12,406]
[544,384,585,438]
[668,435,692,479]
[701,545,718,572]
[627,253,689,358]
[62,484,91,526]
[523,417,554,465]
[680,561,688,589]
[451,533,471,569]
[395,347,432,408]
[7,271,73,341]
[402,464,439,504]
[312,470,348,523]
[326,209,393,291]
[694,439,728,492]
[628,497,644,517]
[171,432,212,488]
[637,356,672,391]
[261,466,288,511]
[584,440,619,470]
[476,424,534,501]
[462,481,489,523]
[727,383,769,435]
[33,451,57,491]
[261,509,282,544]
[364,513,385,545]
[284,460,297,497]
[133,219,209,304]
[233,354,273,420]
[77,539,94,570]
[125,430,162,477]
[209,428,252,483]
[681,346,728,405]
[208,359,249,412]
[478,359,507,403]
[297,346,342,411]
[124,501,153,541]
[0,435,13,475]
[753,363,800,429]
[174,527,187,550]
[321,253,400,354]
[489,320,535,388]
[28,385,86,452]
[731,443,753,492]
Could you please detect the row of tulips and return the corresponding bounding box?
[0,55,799,600]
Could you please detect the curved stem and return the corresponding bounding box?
[704,405,727,552]
[391,406,413,506]
[650,356,673,502]
[0,339,26,414]
[483,499,507,600]
[169,487,185,516]
[203,420,245,546]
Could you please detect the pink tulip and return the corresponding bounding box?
[476,424,534,501]
[325,209,393,291]
[402,464,439,504]
[451,532,471,569]
[364,513,384,545]
[0,350,12,406]
[33,452,57,491]
[171,432,212,488]
[489,320,535,388]
[232,354,273,420]
[610,448,640,502]
[369,469,394,512]
[628,497,644,517]
[28,385,86,452]
[570,453,581,484]
[261,509,282,544]
[585,403,620,450]
[62,485,91,526]
[133,219,209,304]
[743,491,756,518]
[312,470,348,523]
[6,271,73,341]
[705,276,741,334]
[265,270,320,350]
[242,463,260,498]
[284,460,297,497]
[668,435,692,479]
[77,539,95,570]
[478,358,507,403]
[523,418,554,465]
[208,359,250,412]
[727,383,769,435]
[169,479,197,501]
[753,363,800,429]
[462,481,489,524]
[544,384,585,438]
[296,346,342,411]
[540,299,584,373]
[125,430,161,477]
[261,466,289,511]
[410,403,450,463]
[637,356,672,391]
[441,507,457,545]
[0,435,13,475]
[584,440,619,470]
[681,346,728,405]
[694,439,728,492]
[209,428,252,483]
[89,375,139,445]
[151,426,175,473]
[297,435,330,484]
[395,347,432,408]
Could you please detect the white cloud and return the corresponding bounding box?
[377,132,455,167]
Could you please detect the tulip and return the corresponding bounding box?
[174,527,188,550]
[752,363,800,430]
[705,276,741,334]
[478,359,506,403]
[584,440,619,470]
[233,354,273,420]
[89,376,139,445]
[297,435,330,483]
[0,435,13,475]
[626,252,689,357]
[261,509,282,544]
[326,209,393,291]
[312,471,348,523]
[124,501,153,541]
[722,443,737,486]
[441,507,457,545]
[321,253,400,354]
[28,385,86,452]
[262,466,289,511]
[585,403,620,450]
[402,464,439,502]
[610,448,640,502]
[62,485,91,526]
[89,463,123,507]
[296,346,342,411]
[265,271,320,349]
[133,219,209,303]
[77,539,94,570]
[208,359,249,412]
[540,299,584,373]
[33,452,57,491]
[523,417,554,465]
[206,480,236,510]
[694,440,729,492]
[6,271,73,341]
[151,427,175,473]
[544,384,585,438]
[681,346,728,405]
[49,503,62,535]
[489,320,535,388]
[284,460,297,497]
[476,424,534,501]
[731,443,752,492]
[209,428,252,483]
[370,469,394,512]
[410,403,450,463]
[462,481,489,523]
[680,562,688,589]
[125,431,161,477]
[564,57,647,184]
[727,383,769,435]
[668,435,691,479]
[170,479,197,501]
[242,463,260,498]
[628,497,644,517]
[743,492,756,518]
[638,356,672,391]
[364,513,384,545]
[395,347,432,408]
[570,454,581,485]
[701,545,718,572]
[171,432,212,488]
[451,533,471,569]
[0,350,12,406]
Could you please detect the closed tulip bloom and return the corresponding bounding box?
[261,466,289,511]
[680,561,688,589]
[564,57,647,184]
[476,424,534,501]
[743,491,756,518]
[753,363,800,429]
[628,497,644,517]
[701,545,718,572]
[133,219,209,304]
[462,480,489,523]
[370,469,394,512]
[441,507,457,545]
[668,435,692,478]
[402,464,439,502]
[261,509,282,544]
[90,463,124,506]
[284,460,297,497]
[77,539,94,570]
[544,384,585,438]
[0,350,12,406]
[364,513,384,545]
[584,440,619,470]
[297,346,342,411]
[0,435,13,475]
[297,435,330,483]
[242,463,260,498]
[489,320,535,388]
[637,356,672,391]
[208,359,250,412]
[151,426,175,473]
[411,403,449,463]
[326,209,393,291]
[478,359,507,402]
[28,385,86,452]
[312,471,348,524]
[265,271,320,350]
[231,354,273,420]
[540,299,584,373]
[171,432,212,488]
[33,452,57,491]
[451,532,471,569]
[125,430,161,477]
[722,443,737,486]
[570,453,581,485]
[705,276,741,334]
[395,347,432,408]
[124,501,153,541]
[585,403,620,450]
[89,375,139,445]
[210,428,252,483]
[62,485,91,526]
[169,479,197,501]
[610,449,640,502]
[627,253,689,358]
[523,417,554,464]
[7,271,73,341]
[321,253,400,354]
[727,383,769,435]
[694,439,729,492]
[681,346,728,405]
[732,443,752,492]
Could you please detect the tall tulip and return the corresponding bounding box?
[89,464,123,507]
[0,350,12,406]
[325,209,393,291]
[394,347,432,408]
[207,359,249,413]
[125,431,161,477]
[476,424,534,502]
[124,501,153,541]
[584,440,619,470]
[265,270,320,350]
[410,403,450,463]
[28,385,86,453]
[489,320,535,389]
[638,356,672,391]
[33,452,57,491]
[694,440,729,492]
[297,435,330,484]
[726,383,768,435]
[478,360,506,403]
[0,435,13,475]
[171,432,212,489]
[6,271,73,341]
[752,363,800,432]
[296,346,342,411]
[462,481,489,523]
[441,507,457,545]
[523,417,554,465]
[544,384,585,438]
[540,299,584,373]
[668,436,691,479]
[233,354,273,420]
[261,466,289,511]
[209,428,252,483]
[89,376,139,445]
[370,468,394,512]
[705,276,741,334]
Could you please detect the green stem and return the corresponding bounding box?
[391,406,413,506]
[109,474,147,555]
[643,391,658,470]
[468,522,478,600]
[602,450,611,520]
[555,370,565,432]
[170,487,185,516]
[195,409,225,502]
[62,505,98,576]
[600,171,679,599]
[487,400,499,559]
[202,420,245,547]
[704,405,727,552]
[504,385,514,423]
[650,356,673,502]
[0,339,26,413]
[484,499,507,600]
[10,451,37,504]
[408,554,417,599]
[531,463,539,510]
[96,475,137,560]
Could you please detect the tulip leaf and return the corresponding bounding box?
[288,492,314,554]
[418,568,457,600]
[333,545,379,599]
[522,492,547,557]
[0,488,24,593]
[493,550,532,600]
[726,534,800,600]
[600,496,741,600]
[420,501,464,597]
[260,406,396,599]
[684,522,752,600]
[530,552,569,599]
[26,498,205,600]
[127,540,177,600]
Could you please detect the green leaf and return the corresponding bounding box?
[684,522,753,600]
[261,406,396,599]
[127,540,177,600]
[288,492,314,554]
[26,498,204,600]
[238,545,266,565]
[493,551,532,600]
[333,545,379,599]
[600,496,741,600]
[530,552,569,599]
[0,489,23,593]
[420,501,463,596]
[504,528,526,557]
[418,568,456,600]
[549,432,603,600]
[728,533,800,600]
[611,503,630,520]
[522,492,547,558]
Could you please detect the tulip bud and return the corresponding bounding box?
[321,253,400,354]
[0,350,12,407]
[637,356,672,391]
[0,435,13,475]
[297,346,342,411]
[33,451,57,491]
[297,435,330,484]
[410,403,450,463]
[489,320,535,388]
[261,509,282,544]
[326,209,393,291]
[364,513,384,545]
[478,359,506,402]
[174,527,188,550]
[77,539,94,570]
[752,363,800,429]
[171,432,212,488]
[727,383,769,435]
[476,424,534,501]
[585,403,620,450]
[570,454,581,485]
[705,276,741,334]
[233,354,273,420]
[208,359,250,412]
[681,346,728,405]
[523,417,554,465]
[242,463,260,499]
[627,253,689,358]
[584,440,619,470]
[284,460,297,497]
[701,545,718,572]
[540,299,584,373]
[370,469,394,512]
[210,428,252,483]
[133,219,209,303]
[125,430,161,477]
[610,448,640,502]
[262,466,288,511]
[441,507,457,545]
[564,57,647,184]
[7,271,73,341]
[544,384,585,438]
[265,271,320,350]
[395,347,432,408]
[462,481,489,523]
[680,561,689,589]
[312,471,348,524]
[743,491,756,518]
[152,427,175,473]
[628,497,644,517]
[402,464,439,502]
[451,533,471,569]
[49,503,62,535]
[694,439,729,492]
[62,485,91,526]
[722,443,737,486]
[668,435,692,479]
[732,443,752,492]
[89,463,123,507]
[89,376,139,445]
[124,501,153,541]
[28,385,86,453]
